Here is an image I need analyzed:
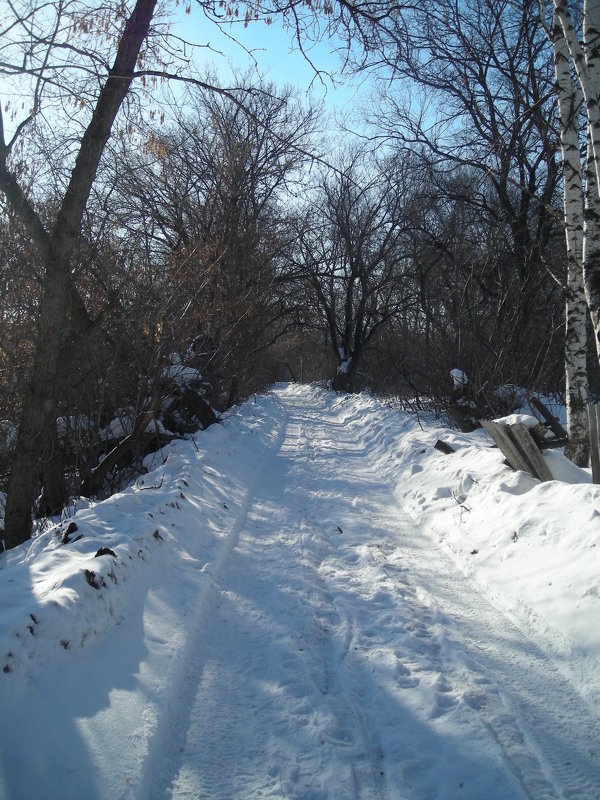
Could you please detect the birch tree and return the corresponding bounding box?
[549,7,590,464]
[549,0,600,359]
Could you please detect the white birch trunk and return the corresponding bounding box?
[552,8,591,466]
[554,0,600,194]
[583,0,600,354]
[554,0,600,358]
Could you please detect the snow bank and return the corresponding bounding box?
[0,393,286,678]
[0,384,598,799]
[315,389,600,705]
[2,386,597,690]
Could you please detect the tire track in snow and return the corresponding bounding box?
[135,407,290,800]
[294,513,390,800]
[283,386,600,799]
[227,416,389,799]
[290,416,394,799]
[270,389,513,798]
[139,384,600,799]
[366,533,600,799]
[288,404,463,799]
[144,396,394,800]
[348,408,600,799]
[436,573,600,800]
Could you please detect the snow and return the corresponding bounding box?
[337,357,352,375]
[450,368,468,388]
[1,383,599,798]
[492,412,539,428]
[161,362,203,389]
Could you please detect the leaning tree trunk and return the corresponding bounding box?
[551,7,590,467]
[2,0,158,550]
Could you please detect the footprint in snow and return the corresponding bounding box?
[395,660,420,689]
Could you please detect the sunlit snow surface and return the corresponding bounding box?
[1,383,599,799]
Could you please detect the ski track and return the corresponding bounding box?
[139,385,600,799]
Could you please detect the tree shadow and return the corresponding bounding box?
[0,559,150,800]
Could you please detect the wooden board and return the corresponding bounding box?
[480,419,553,482]
[480,420,532,474]
[529,396,568,439]
[507,423,553,482]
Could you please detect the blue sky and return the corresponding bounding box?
[0,2,369,142]
[169,4,368,113]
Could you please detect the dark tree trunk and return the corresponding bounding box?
[332,356,359,393]
[2,0,158,549]
[39,422,67,518]
[3,260,70,545]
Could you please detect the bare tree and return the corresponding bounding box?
[111,82,319,405]
[291,150,417,391]
[373,0,558,331]
[0,0,164,548]
[1,0,402,549]
[342,0,596,460]
[402,165,565,412]
[0,0,404,547]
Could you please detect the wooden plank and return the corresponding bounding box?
[480,420,553,482]
[537,437,568,450]
[588,405,600,484]
[506,423,553,482]
[529,396,568,439]
[480,420,532,474]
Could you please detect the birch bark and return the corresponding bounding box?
[582,0,600,353]
[553,0,600,356]
[551,6,590,465]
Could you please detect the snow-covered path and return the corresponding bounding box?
[137,386,598,799]
[1,383,599,799]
